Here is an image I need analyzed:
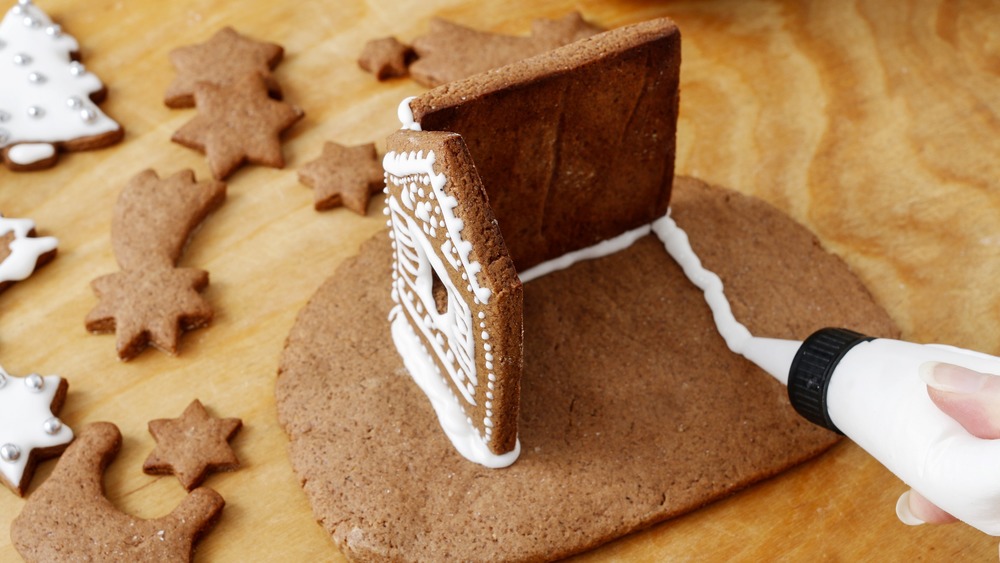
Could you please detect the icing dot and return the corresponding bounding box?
[24,374,44,392]
[485,353,494,361]
[43,417,62,435]
[0,444,20,462]
[487,391,494,399]
[80,109,97,123]
[487,382,494,390]
[66,96,83,109]
[483,343,491,351]
[26,106,44,118]
[12,53,31,65]
[485,361,493,369]
[487,373,496,381]
[27,71,45,84]
[478,312,485,319]
[485,401,492,409]
[481,331,489,340]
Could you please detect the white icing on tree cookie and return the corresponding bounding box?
[0,0,120,165]
[0,366,73,493]
[0,214,57,283]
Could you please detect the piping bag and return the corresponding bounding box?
[654,213,1000,536]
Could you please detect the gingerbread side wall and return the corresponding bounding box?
[411,18,680,271]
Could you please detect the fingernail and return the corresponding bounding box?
[919,362,987,394]
[896,491,925,526]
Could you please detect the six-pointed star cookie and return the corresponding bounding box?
[358,37,414,80]
[86,267,213,360]
[0,367,73,496]
[165,26,284,108]
[298,141,383,214]
[144,399,242,491]
[171,73,304,180]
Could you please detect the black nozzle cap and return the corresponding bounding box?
[787,327,875,434]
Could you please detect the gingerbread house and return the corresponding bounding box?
[384,18,680,466]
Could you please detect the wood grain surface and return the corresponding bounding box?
[0,0,997,561]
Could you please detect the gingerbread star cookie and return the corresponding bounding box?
[86,169,226,360]
[358,37,414,80]
[165,26,284,108]
[12,422,225,562]
[298,141,383,214]
[0,366,72,496]
[143,400,242,491]
[171,73,304,180]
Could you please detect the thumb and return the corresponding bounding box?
[919,362,1000,439]
[896,489,957,526]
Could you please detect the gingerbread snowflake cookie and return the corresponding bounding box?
[0,0,123,171]
[86,169,226,360]
[0,366,72,496]
[0,214,57,293]
[12,422,225,562]
[143,399,242,491]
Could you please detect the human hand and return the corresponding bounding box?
[896,361,1000,556]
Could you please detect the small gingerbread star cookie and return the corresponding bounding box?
[165,26,284,108]
[171,73,304,180]
[358,37,414,80]
[298,141,383,215]
[0,366,73,496]
[143,399,242,491]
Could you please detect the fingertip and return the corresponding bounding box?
[896,491,925,526]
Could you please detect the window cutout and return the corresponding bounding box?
[431,266,449,315]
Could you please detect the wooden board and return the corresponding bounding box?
[1,0,997,560]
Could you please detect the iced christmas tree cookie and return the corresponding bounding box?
[0,366,72,496]
[0,0,123,171]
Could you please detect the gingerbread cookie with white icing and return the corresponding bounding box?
[0,214,57,293]
[385,129,523,465]
[0,0,123,171]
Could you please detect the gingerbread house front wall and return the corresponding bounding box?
[411,18,680,271]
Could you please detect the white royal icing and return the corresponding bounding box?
[0,0,120,157]
[7,141,53,164]
[0,365,73,491]
[0,214,58,283]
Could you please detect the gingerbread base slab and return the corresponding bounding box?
[276,176,898,562]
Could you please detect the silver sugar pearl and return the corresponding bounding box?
[24,373,44,392]
[42,417,62,435]
[10,5,22,15]
[0,444,20,462]
[45,24,61,37]
[18,0,33,6]
[66,96,82,109]
[68,61,85,76]
[26,106,44,118]
[27,71,45,84]
[12,53,31,65]
[80,108,96,123]
[23,16,39,28]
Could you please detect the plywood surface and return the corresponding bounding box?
[0,0,997,560]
